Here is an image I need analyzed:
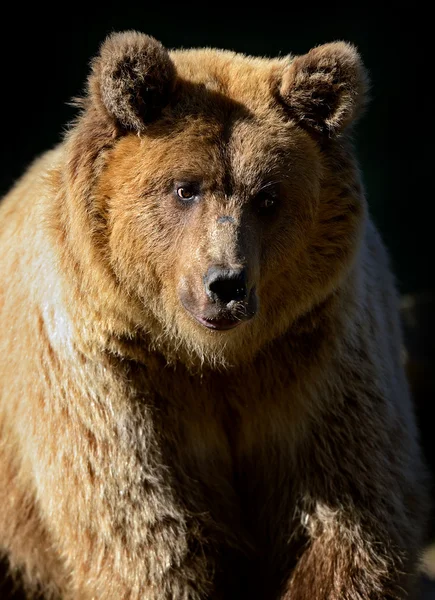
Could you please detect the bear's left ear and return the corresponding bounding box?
[278,42,369,137]
[88,31,176,132]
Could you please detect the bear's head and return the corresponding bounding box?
[65,31,369,368]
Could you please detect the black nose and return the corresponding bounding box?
[204,266,248,304]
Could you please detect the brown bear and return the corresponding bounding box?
[0,31,429,599]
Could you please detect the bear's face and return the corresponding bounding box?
[68,33,368,367]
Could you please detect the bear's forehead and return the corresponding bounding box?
[113,113,318,201]
[139,49,309,179]
[170,48,287,112]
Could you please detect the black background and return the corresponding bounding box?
[0,5,432,296]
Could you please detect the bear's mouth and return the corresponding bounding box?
[193,315,243,331]
[179,284,258,332]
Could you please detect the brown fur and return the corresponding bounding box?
[0,31,428,599]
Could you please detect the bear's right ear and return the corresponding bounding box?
[88,31,176,132]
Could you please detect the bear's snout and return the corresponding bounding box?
[178,264,257,332]
[204,266,248,305]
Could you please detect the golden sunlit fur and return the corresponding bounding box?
[0,31,428,599]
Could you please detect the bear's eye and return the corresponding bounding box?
[255,192,279,217]
[176,185,198,202]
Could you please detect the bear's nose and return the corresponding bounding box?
[204,266,248,304]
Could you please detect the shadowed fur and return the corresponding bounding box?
[279,41,369,136]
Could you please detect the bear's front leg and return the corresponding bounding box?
[283,517,410,600]
[29,445,218,600]
[14,370,221,600]
[281,393,427,600]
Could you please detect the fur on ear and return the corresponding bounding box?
[279,42,369,137]
[88,31,176,132]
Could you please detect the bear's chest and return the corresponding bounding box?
[155,374,302,534]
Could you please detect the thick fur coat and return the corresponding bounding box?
[0,31,428,599]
